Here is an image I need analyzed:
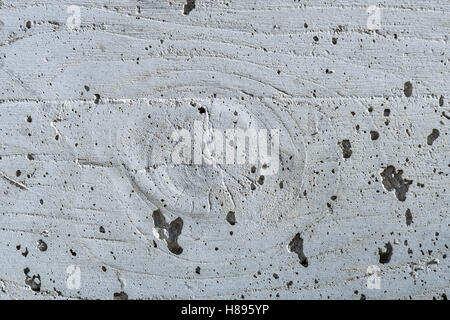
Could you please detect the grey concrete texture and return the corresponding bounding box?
[0,0,448,300]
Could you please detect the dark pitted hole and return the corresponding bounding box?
[198,106,206,114]
[370,131,379,141]
[404,81,413,97]
[378,242,393,264]
[24,272,41,292]
[113,291,128,300]
[288,233,308,267]
[258,175,265,185]
[427,129,439,146]
[226,211,236,226]
[183,0,195,15]
[380,165,412,201]
[405,209,413,226]
[94,94,100,104]
[195,266,201,275]
[37,239,47,252]
[152,209,183,255]
[338,139,352,158]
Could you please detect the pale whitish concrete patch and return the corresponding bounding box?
[0,0,448,299]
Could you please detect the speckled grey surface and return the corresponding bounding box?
[0,0,448,300]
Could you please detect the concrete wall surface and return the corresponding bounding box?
[0,0,448,299]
